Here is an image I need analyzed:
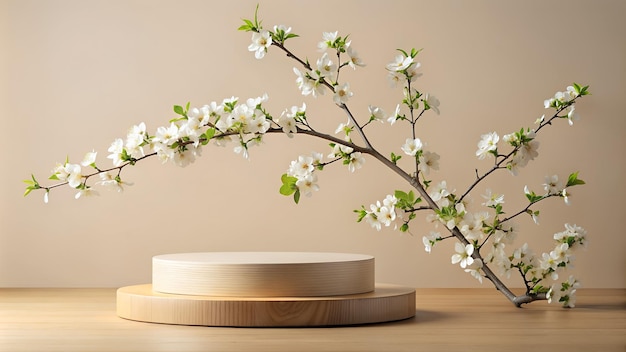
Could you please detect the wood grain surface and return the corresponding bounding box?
[117,283,416,327]
[152,252,375,297]
[1,288,624,352]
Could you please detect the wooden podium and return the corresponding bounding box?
[116,252,416,327]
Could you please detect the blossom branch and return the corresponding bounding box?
[25,7,590,309]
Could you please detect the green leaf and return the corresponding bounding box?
[407,190,416,204]
[390,152,402,164]
[238,19,255,31]
[354,207,367,223]
[566,172,586,187]
[293,189,301,204]
[400,223,409,232]
[279,173,297,196]
[394,190,409,201]
[572,83,590,96]
[24,187,35,197]
[173,105,185,116]
[396,48,409,57]
[24,175,41,196]
[525,189,543,203]
[580,84,590,96]
[494,204,504,215]
[279,183,293,196]
[239,4,262,32]
[203,128,216,143]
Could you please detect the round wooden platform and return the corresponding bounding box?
[152,252,375,297]
[117,283,416,327]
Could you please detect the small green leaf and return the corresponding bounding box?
[566,172,586,187]
[572,83,590,96]
[173,105,185,116]
[203,128,216,143]
[394,190,409,201]
[525,190,543,203]
[390,152,402,165]
[279,183,293,196]
[293,190,301,204]
[580,85,590,96]
[407,190,416,204]
[396,48,409,57]
[279,173,298,196]
[24,187,34,197]
[354,207,367,223]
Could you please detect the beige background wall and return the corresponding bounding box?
[2,0,625,290]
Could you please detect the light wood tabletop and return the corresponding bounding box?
[1,288,624,352]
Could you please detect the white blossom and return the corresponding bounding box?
[317,31,338,51]
[423,93,440,114]
[333,83,353,105]
[125,122,147,158]
[543,175,563,194]
[316,52,337,81]
[368,105,385,122]
[386,54,413,72]
[107,138,125,167]
[387,104,402,124]
[346,45,366,69]
[451,242,475,269]
[288,155,315,178]
[248,30,272,59]
[81,150,97,167]
[482,189,504,207]
[464,258,484,283]
[476,132,499,160]
[422,231,441,253]
[347,152,365,172]
[419,150,440,175]
[296,173,319,197]
[401,138,423,156]
[567,105,580,126]
[74,187,99,199]
[429,181,450,202]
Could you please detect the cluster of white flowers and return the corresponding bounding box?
[417,166,586,303]
[112,95,272,165]
[45,94,319,202]
[543,85,580,126]
[499,223,586,307]
[363,195,399,231]
[386,53,422,87]
[285,31,365,104]
[548,275,581,308]
[384,50,440,120]
[286,153,323,197]
[48,151,135,202]
[476,128,540,176]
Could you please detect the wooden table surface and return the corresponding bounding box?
[1,288,624,352]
